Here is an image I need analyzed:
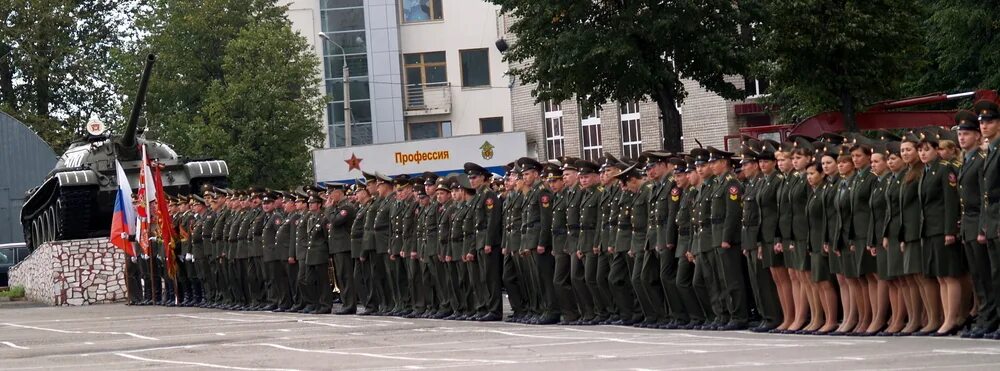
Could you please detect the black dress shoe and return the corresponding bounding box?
[335,307,357,315]
[913,330,933,336]
[479,313,502,322]
[536,316,559,325]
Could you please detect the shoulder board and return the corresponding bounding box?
[645,183,654,189]
[726,174,733,181]
[597,185,604,192]
[940,160,949,166]
[777,174,784,179]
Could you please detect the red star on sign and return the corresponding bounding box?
[345,153,363,171]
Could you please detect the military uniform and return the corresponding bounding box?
[466,162,504,321]
[263,198,292,310]
[707,147,749,329]
[299,203,332,313]
[327,194,357,314]
[518,157,558,324]
[956,110,996,335]
[674,162,708,326]
[610,166,639,325]
[501,171,528,320]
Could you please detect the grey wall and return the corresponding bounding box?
[0,112,57,243]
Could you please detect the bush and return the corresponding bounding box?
[0,285,26,298]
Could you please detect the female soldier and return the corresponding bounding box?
[806,161,838,334]
[820,148,850,333]
[865,142,891,335]
[899,132,930,335]
[837,149,870,335]
[882,141,910,335]
[780,138,815,333]
[917,129,966,336]
[763,144,794,332]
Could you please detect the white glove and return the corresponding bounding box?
[130,256,138,263]
[185,253,194,261]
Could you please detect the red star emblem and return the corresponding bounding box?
[345,153,363,171]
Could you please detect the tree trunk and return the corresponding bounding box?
[655,87,684,153]
[0,43,15,110]
[840,88,857,132]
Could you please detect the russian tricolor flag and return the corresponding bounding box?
[109,160,137,256]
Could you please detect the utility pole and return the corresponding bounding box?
[318,32,351,147]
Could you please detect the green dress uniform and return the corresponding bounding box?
[461,196,480,317]
[830,175,848,276]
[981,135,1000,336]
[212,209,233,306]
[502,190,528,319]
[280,209,303,311]
[263,208,291,310]
[807,184,831,282]
[351,200,372,313]
[920,160,964,277]
[658,176,686,326]
[230,208,250,306]
[473,184,504,319]
[759,172,784,268]
[328,198,357,313]
[883,170,907,278]
[633,180,665,325]
[961,148,996,332]
[200,208,218,305]
[188,211,206,304]
[373,193,396,311]
[675,183,708,325]
[417,199,441,316]
[869,173,891,279]
[551,187,579,322]
[744,171,782,328]
[595,183,620,321]
[389,196,414,313]
[709,171,749,327]
[784,171,811,271]
[567,184,595,322]
[400,198,420,315]
[577,183,601,322]
[293,208,314,310]
[247,207,267,307]
[363,194,389,312]
[900,168,924,275]
[850,167,877,276]
[694,174,725,326]
[524,179,557,323]
[435,199,456,317]
[449,199,473,317]
[300,210,333,313]
[520,180,546,319]
[610,187,638,324]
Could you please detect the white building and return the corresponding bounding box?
[284,0,511,148]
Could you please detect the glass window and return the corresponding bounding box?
[329,123,373,148]
[328,99,373,148]
[620,102,643,160]
[480,117,503,133]
[322,0,363,8]
[407,121,449,140]
[460,49,490,87]
[320,31,366,54]
[325,54,368,79]
[326,78,371,102]
[543,100,565,160]
[744,76,769,97]
[401,0,443,23]
[324,8,366,32]
[403,52,447,85]
[580,102,603,161]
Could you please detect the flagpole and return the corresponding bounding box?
[120,240,131,304]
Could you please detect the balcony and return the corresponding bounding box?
[404,82,451,116]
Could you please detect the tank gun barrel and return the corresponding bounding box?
[120,54,156,149]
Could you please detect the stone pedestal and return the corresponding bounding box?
[9,238,127,306]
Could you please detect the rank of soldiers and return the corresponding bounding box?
[124,99,1000,339]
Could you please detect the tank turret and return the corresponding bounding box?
[20,54,230,251]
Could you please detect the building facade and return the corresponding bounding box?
[285,0,511,148]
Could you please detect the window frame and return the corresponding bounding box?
[403,51,448,86]
[619,102,643,160]
[399,0,444,24]
[459,48,490,88]
[543,100,565,160]
[479,117,503,133]
[406,121,452,140]
[580,102,603,162]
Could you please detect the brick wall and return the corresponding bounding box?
[9,238,128,306]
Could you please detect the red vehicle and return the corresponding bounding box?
[726,89,999,148]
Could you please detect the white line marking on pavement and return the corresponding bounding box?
[216,333,227,336]
[3,323,159,341]
[1,341,29,349]
[934,348,1000,355]
[171,314,294,323]
[296,320,361,328]
[480,329,799,347]
[230,343,520,364]
[113,352,300,371]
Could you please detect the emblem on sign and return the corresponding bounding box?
[86,118,106,136]
[480,141,495,160]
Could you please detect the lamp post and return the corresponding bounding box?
[318,32,351,147]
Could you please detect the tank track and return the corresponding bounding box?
[56,186,97,240]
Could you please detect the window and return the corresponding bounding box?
[404,52,447,86]
[407,121,452,140]
[480,117,503,133]
[543,101,565,160]
[460,49,490,87]
[620,102,643,160]
[580,102,603,161]
[744,76,769,97]
[401,0,443,23]
[321,0,371,148]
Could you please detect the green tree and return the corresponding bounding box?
[489,0,752,152]
[117,0,325,188]
[0,0,130,149]
[758,0,925,131]
[906,0,1000,95]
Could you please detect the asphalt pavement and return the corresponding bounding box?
[3,303,1000,370]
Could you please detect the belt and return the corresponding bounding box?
[603,226,613,231]
[552,229,567,235]
[581,227,596,231]
[567,224,580,230]
[679,227,691,235]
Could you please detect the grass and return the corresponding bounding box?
[0,285,25,298]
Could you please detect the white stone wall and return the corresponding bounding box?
[9,238,127,306]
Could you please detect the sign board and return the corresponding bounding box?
[312,132,528,184]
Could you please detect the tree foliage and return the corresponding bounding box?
[116,0,325,189]
[0,0,130,149]
[757,0,925,131]
[906,0,1000,95]
[489,0,752,152]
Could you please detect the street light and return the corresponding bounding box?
[318,32,352,147]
